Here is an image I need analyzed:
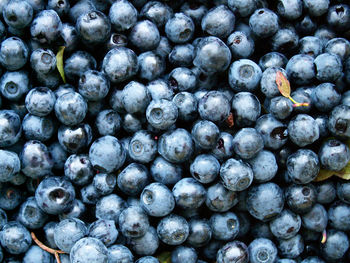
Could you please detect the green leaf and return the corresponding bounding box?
[334,162,350,180]
[156,251,171,263]
[56,46,66,83]
[313,169,336,182]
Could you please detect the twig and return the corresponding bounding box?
[31,232,66,263]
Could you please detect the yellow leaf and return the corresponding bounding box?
[313,169,336,182]
[275,70,309,107]
[334,162,350,180]
[56,46,66,83]
[275,70,291,98]
[156,251,171,263]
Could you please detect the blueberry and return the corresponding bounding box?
[187,218,212,247]
[35,176,74,214]
[0,37,29,71]
[140,183,175,217]
[259,52,288,71]
[198,91,230,123]
[227,31,255,59]
[171,246,197,263]
[285,184,316,214]
[168,44,194,67]
[54,218,87,253]
[328,104,350,138]
[288,114,319,147]
[129,130,157,164]
[128,226,159,256]
[23,245,53,263]
[228,0,256,17]
[109,0,138,32]
[3,0,33,29]
[249,8,279,38]
[122,81,150,114]
[193,36,232,74]
[129,20,160,51]
[299,36,322,57]
[300,257,324,263]
[319,139,350,171]
[303,0,329,17]
[296,15,317,35]
[76,10,111,45]
[119,206,149,238]
[285,54,315,85]
[248,238,278,263]
[0,221,31,254]
[158,128,193,164]
[277,0,302,20]
[0,113,21,147]
[157,214,189,245]
[278,234,304,259]
[80,183,101,205]
[60,23,79,52]
[248,150,278,183]
[314,53,343,82]
[150,156,181,185]
[59,199,86,220]
[301,204,328,232]
[0,70,29,101]
[147,79,174,101]
[20,140,53,178]
[168,67,197,92]
[43,221,58,249]
[0,149,20,182]
[190,154,220,184]
[64,154,93,186]
[122,113,143,133]
[201,5,235,38]
[138,51,165,81]
[232,92,261,127]
[315,181,336,204]
[228,59,262,92]
[271,26,299,53]
[30,10,61,44]
[78,70,110,102]
[210,212,239,241]
[146,99,178,130]
[108,244,134,263]
[64,51,97,83]
[311,83,341,112]
[96,194,126,222]
[324,37,350,61]
[92,173,116,196]
[155,36,173,59]
[17,196,48,229]
[89,135,125,173]
[191,120,219,150]
[269,209,301,240]
[321,229,349,260]
[136,256,160,263]
[165,12,194,44]
[233,128,264,159]
[216,241,249,263]
[247,183,284,221]
[54,91,88,126]
[287,149,320,184]
[328,201,350,231]
[172,177,206,210]
[58,124,92,153]
[206,182,238,212]
[25,87,56,117]
[0,208,7,229]
[88,219,118,247]
[220,158,253,192]
[211,132,235,161]
[0,184,23,210]
[327,4,350,32]
[70,237,108,263]
[118,163,149,196]
[141,1,172,28]
[95,109,121,136]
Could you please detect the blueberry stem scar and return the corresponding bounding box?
[31,232,66,263]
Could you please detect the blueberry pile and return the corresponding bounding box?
[0,0,350,262]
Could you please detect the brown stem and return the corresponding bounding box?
[31,232,66,263]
